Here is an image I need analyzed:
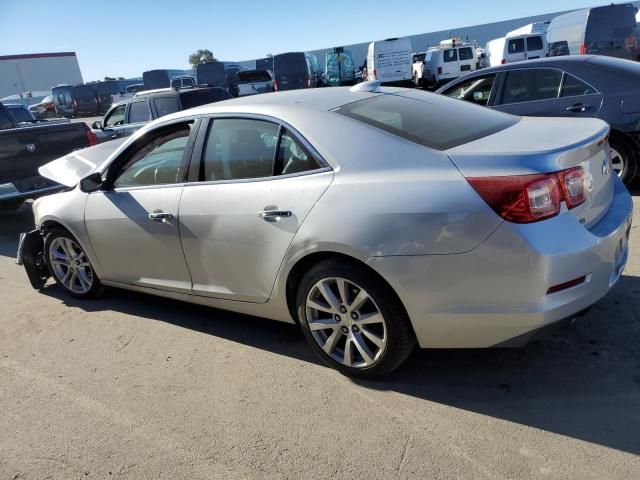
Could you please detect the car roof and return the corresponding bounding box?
[472,55,595,75]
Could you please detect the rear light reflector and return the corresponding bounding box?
[468,167,587,223]
[547,275,587,294]
[501,59,507,65]
[86,128,97,146]
[579,44,587,55]
[597,135,609,147]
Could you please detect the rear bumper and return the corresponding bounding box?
[367,176,633,348]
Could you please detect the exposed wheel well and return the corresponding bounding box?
[285,251,410,329]
[40,220,71,235]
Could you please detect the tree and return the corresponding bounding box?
[189,49,216,67]
[104,76,116,81]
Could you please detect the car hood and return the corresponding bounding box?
[38,138,127,187]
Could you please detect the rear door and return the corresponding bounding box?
[441,49,459,81]
[506,37,527,63]
[457,46,476,75]
[493,68,602,117]
[179,116,333,302]
[525,35,546,60]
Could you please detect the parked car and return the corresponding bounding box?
[91,86,232,143]
[366,38,413,85]
[28,95,56,119]
[195,62,227,89]
[96,79,141,113]
[0,101,96,212]
[273,52,320,91]
[52,84,99,117]
[325,50,356,86]
[547,3,639,60]
[420,38,479,88]
[111,83,146,104]
[485,31,548,66]
[237,70,274,96]
[18,84,632,378]
[436,55,640,184]
[51,84,75,118]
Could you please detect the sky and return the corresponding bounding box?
[0,0,602,81]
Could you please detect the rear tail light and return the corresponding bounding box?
[372,69,377,80]
[547,275,587,294]
[468,167,586,223]
[501,59,507,65]
[579,44,587,55]
[437,67,442,75]
[86,128,97,146]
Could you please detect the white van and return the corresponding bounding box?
[366,38,413,85]
[485,31,548,67]
[421,38,479,88]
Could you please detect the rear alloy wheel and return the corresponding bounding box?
[297,260,415,378]
[45,229,102,299]
[609,135,638,186]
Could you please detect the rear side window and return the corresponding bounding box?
[526,36,544,51]
[458,47,474,60]
[8,106,32,123]
[549,41,570,56]
[508,38,525,54]
[335,93,518,151]
[129,101,152,123]
[179,89,232,109]
[501,69,563,104]
[0,108,13,129]
[154,96,180,117]
[560,74,597,97]
[443,49,457,62]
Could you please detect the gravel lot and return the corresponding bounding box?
[1,189,639,479]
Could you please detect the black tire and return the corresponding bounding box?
[610,134,638,186]
[296,259,416,379]
[44,228,103,299]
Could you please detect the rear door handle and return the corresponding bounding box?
[148,212,173,222]
[258,209,292,222]
[566,103,591,113]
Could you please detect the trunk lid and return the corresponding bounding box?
[38,138,126,187]
[445,116,613,228]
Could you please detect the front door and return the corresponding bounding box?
[85,121,195,292]
[179,117,333,302]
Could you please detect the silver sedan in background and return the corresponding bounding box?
[18,83,633,377]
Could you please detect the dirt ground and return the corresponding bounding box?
[1,190,639,479]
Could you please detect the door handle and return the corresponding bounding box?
[566,103,590,113]
[258,209,292,222]
[148,212,173,222]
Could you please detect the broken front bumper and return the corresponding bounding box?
[16,229,50,289]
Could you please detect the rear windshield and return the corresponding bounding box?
[179,89,232,109]
[8,106,33,123]
[587,4,636,41]
[238,70,272,83]
[526,36,544,51]
[335,93,518,151]
[458,47,474,60]
[274,53,307,75]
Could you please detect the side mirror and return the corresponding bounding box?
[79,172,103,193]
[91,120,103,130]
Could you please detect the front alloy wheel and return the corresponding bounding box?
[306,277,387,368]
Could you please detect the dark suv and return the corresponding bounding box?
[91,86,232,143]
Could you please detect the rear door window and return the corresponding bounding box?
[501,69,563,104]
[443,49,458,62]
[526,36,544,51]
[508,38,525,54]
[560,74,597,97]
[128,101,152,123]
[335,93,518,151]
[458,47,474,60]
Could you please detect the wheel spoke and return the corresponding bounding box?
[336,278,348,306]
[322,329,341,355]
[353,333,374,364]
[343,338,353,366]
[317,281,341,311]
[309,318,338,331]
[68,271,78,290]
[361,327,385,349]
[357,312,384,326]
[51,259,70,267]
[307,299,334,314]
[65,239,78,260]
[77,270,92,290]
[51,249,68,261]
[349,289,369,311]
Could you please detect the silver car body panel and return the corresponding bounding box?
[32,87,633,348]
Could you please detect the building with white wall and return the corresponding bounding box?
[0,52,83,102]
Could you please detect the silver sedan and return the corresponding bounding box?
[18,82,633,377]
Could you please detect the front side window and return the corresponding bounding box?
[560,73,597,97]
[442,74,497,106]
[501,69,563,104]
[113,124,192,188]
[458,47,474,61]
[526,36,544,52]
[154,96,180,117]
[508,38,525,54]
[202,119,279,181]
[128,101,151,124]
[104,104,126,127]
[443,49,457,62]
